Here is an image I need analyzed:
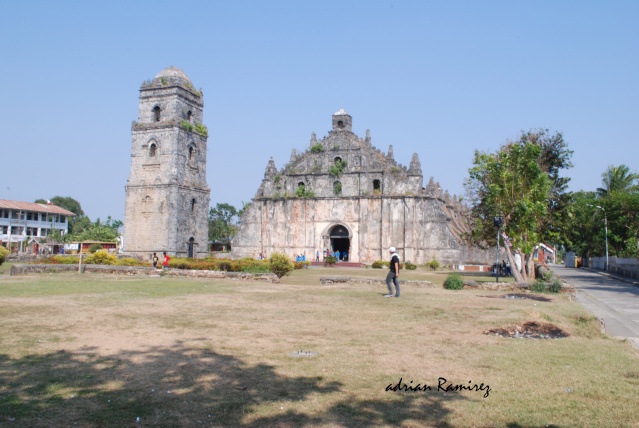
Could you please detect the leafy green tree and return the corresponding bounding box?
[597,164,638,196]
[208,203,238,247]
[466,130,572,282]
[49,196,85,217]
[561,191,598,257]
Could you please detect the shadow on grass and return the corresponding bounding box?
[0,341,463,427]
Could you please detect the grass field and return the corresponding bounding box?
[0,267,637,427]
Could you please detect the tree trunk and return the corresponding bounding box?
[504,245,525,283]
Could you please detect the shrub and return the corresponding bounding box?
[427,260,440,270]
[443,273,464,290]
[269,252,294,278]
[404,261,417,270]
[88,243,103,253]
[85,250,117,265]
[371,260,388,269]
[548,279,563,293]
[115,257,142,266]
[531,280,547,293]
[325,255,337,267]
[0,246,9,265]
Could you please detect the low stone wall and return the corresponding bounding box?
[320,276,435,287]
[9,264,280,283]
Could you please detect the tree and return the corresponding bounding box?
[466,130,573,282]
[49,196,85,217]
[208,203,238,247]
[36,196,87,235]
[597,164,638,196]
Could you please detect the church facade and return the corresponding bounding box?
[123,67,210,258]
[232,109,488,265]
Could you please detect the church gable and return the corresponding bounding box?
[256,109,423,200]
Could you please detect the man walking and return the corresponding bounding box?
[384,246,400,298]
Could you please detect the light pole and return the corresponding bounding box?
[494,216,503,282]
[588,204,609,272]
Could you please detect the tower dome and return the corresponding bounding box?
[153,66,192,85]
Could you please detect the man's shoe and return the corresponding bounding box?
[383,294,393,297]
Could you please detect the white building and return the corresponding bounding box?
[0,199,76,248]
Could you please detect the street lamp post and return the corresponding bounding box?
[588,204,609,272]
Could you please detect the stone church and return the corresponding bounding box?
[123,66,210,258]
[232,109,488,265]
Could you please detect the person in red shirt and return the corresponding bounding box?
[162,251,170,269]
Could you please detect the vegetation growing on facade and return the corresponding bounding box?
[329,159,347,177]
[390,166,402,174]
[310,143,324,154]
[180,120,208,137]
[333,182,342,195]
[194,123,208,137]
[184,82,203,97]
[295,186,316,198]
[180,120,194,132]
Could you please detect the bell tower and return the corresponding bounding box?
[123,66,210,258]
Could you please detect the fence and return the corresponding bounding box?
[583,256,639,280]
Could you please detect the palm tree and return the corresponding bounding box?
[597,164,639,196]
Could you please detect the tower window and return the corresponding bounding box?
[149,143,157,157]
[334,157,342,164]
[187,111,192,122]
[188,146,194,161]
[191,198,197,213]
[153,106,161,122]
[373,179,381,193]
[337,120,344,129]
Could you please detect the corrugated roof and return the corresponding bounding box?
[0,199,76,216]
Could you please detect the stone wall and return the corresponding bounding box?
[9,264,280,283]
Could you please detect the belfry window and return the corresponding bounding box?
[373,179,381,193]
[187,110,192,122]
[191,198,197,213]
[153,106,161,122]
[337,120,344,129]
[149,143,157,157]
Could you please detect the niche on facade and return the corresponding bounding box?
[333,181,342,196]
[373,179,381,194]
[142,195,153,218]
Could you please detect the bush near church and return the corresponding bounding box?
[0,246,9,266]
[269,252,294,278]
[443,273,464,290]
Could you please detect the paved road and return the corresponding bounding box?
[550,265,639,349]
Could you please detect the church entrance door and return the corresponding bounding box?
[329,225,350,261]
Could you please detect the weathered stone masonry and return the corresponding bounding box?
[232,109,490,265]
[123,67,210,258]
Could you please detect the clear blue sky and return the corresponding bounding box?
[1,1,637,221]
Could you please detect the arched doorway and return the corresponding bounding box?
[187,237,195,258]
[329,224,350,261]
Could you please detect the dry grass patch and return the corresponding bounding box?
[0,270,637,426]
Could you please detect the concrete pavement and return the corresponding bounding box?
[550,265,639,350]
